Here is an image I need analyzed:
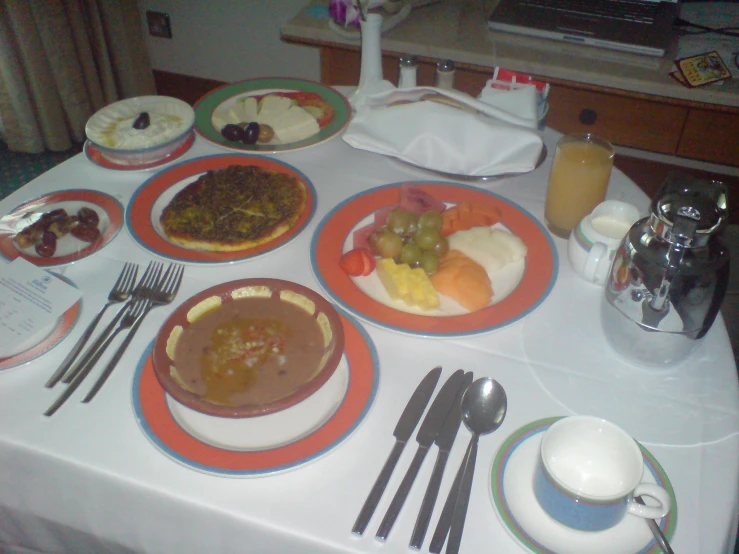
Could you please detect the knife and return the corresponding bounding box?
[409,371,473,550]
[352,366,442,536]
[375,369,468,541]
[429,442,473,554]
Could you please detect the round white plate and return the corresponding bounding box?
[0,190,124,267]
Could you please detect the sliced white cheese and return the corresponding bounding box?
[227,107,244,124]
[211,113,229,131]
[269,105,320,144]
[256,95,292,124]
[241,97,258,122]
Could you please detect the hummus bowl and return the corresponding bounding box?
[152,278,345,418]
[85,95,195,166]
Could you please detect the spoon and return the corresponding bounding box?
[430,378,508,554]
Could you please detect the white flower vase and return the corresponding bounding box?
[350,13,386,110]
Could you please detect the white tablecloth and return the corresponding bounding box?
[0,126,737,554]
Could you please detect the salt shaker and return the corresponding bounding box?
[398,56,418,89]
[435,59,456,90]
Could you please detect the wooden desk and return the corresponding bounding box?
[281,0,739,167]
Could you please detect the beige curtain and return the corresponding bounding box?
[0,0,156,153]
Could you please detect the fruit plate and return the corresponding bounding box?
[126,154,316,265]
[310,181,558,338]
[0,190,124,267]
[193,77,351,154]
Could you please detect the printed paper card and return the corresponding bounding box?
[0,258,81,357]
[674,51,732,88]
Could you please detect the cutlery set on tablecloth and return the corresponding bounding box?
[44,261,184,416]
[353,366,508,554]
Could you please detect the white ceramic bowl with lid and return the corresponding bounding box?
[85,95,195,166]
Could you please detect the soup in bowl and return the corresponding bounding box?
[152,279,344,418]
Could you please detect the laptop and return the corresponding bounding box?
[487,0,680,57]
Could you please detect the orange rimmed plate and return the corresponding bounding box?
[0,190,124,267]
[84,131,195,171]
[310,181,558,337]
[0,273,81,371]
[132,310,378,476]
[126,154,316,264]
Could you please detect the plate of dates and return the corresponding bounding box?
[0,190,124,266]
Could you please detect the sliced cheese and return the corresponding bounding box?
[211,113,229,131]
[269,105,320,144]
[241,97,258,122]
[256,95,292,124]
[228,106,248,124]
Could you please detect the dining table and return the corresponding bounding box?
[0,87,738,554]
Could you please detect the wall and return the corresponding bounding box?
[136,0,320,83]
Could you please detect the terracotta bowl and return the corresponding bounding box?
[152,278,344,418]
[85,95,194,166]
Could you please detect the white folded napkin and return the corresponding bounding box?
[342,87,544,177]
[477,83,540,126]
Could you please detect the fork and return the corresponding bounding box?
[81,263,185,403]
[44,296,153,416]
[45,262,139,388]
[60,261,162,385]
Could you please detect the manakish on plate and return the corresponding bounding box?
[159,164,307,252]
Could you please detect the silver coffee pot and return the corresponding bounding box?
[601,172,730,365]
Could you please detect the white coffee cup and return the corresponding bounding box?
[568,200,640,286]
[533,416,671,532]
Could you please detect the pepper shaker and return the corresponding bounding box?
[398,56,418,89]
[435,59,456,90]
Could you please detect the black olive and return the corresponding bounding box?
[133,112,150,129]
[243,122,259,145]
[221,123,244,142]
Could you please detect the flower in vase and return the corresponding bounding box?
[329,0,385,27]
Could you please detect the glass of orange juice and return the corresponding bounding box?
[544,134,615,238]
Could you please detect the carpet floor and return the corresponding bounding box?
[0,140,82,200]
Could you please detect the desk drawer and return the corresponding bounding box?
[677,109,739,166]
[546,86,687,154]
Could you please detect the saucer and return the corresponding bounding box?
[490,417,677,554]
[83,131,194,171]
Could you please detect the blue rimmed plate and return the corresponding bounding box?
[126,154,316,265]
[132,310,378,477]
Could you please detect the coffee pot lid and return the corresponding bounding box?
[650,173,728,246]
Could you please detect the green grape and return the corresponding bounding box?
[418,210,443,231]
[386,209,417,236]
[405,213,420,236]
[430,235,449,257]
[399,243,423,266]
[414,227,442,251]
[374,229,403,259]
[420,251,440,275]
